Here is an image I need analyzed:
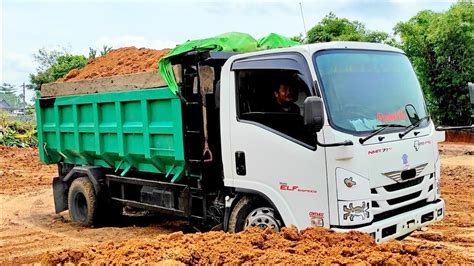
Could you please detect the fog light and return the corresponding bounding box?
[311,217,324,227]
[437,208,443,216]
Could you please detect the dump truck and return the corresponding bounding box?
[36,41,446,243]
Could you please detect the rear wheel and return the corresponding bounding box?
[228,196,282,233]
[68,177,98,226]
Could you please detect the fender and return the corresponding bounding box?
[231,179,299,228]
[62,166,104,194]
[53,166,104,213]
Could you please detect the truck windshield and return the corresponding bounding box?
[313,50,428,134]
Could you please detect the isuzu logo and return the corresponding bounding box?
[414,140,432,151]
[382,163,428,183]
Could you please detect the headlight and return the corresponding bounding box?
[336,169,372,225]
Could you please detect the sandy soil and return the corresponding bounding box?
[0,146,56,194]
[0,143,472,264]
[57,47,170,82]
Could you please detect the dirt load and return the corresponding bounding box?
[58,47,170,82]
[1,143,473,264]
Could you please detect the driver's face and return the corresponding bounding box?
[274,84,296,105]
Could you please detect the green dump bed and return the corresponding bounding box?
[36,88,186,182]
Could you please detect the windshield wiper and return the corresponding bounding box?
[359,124,405,144]
[399,116,430,139]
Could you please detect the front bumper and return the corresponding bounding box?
[332,199,444,244]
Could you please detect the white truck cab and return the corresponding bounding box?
[220,42,445,243]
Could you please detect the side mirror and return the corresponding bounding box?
[304,96,325,133]
[405,104,419,125]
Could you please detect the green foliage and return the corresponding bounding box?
[306,12,395,44]
[49,55,88,81]
[89,45,113,59]
[0,111,37,147]
[30,49,88,90]
[100,45,113,56]
[33,47,68,72]
[88,47,97,59]
[395,2,473,126]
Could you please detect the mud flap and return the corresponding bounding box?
[52,177,68,213]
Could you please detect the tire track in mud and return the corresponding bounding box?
[0,189,89,263]
[0,188,190,264]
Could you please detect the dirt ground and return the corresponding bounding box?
[0,143,473,264]
[57,47,170,82]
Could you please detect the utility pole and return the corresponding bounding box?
[21,83,26,106]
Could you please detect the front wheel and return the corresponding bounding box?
[228,196,283,233]
[68,177,98,226]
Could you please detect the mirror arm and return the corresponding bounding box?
[312,133,354,147]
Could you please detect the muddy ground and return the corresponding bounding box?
[0,143,472,264]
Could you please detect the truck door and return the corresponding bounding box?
[222,53,329,229]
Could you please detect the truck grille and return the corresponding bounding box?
[371,172,435,222]
[387,191,421,205]
[373,200,432,222]
[384,175,425,192]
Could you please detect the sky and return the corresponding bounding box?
[1,0,456,102]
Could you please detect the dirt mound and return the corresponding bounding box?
[0,146,56,194]
[58,47,170,82]
[42,226,471,265]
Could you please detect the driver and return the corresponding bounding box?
[267,79,300,114]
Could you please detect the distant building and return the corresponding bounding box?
[0,100,14,113]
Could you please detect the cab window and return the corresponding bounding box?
[235,69,315,148]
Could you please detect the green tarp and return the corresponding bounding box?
[257,33,300,50]
[159,32,300,94]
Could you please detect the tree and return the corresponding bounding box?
[290,34,304,43]
[306,12,395,44]
[0,83,21,108]
[307,12,364,43]
[394,2,473,125]
[33,47,68,72]
[29,48,88,90]
[100,45,113,56]
[88,47,97,59]
[49,55,88,81]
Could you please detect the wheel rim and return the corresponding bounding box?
[244,207,281,231]
[74,192,88,222]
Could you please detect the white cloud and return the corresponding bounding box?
[3,53,37,73]
[1,52,37,86]
[95,35,178,50]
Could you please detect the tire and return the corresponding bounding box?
[68,177,98,226]
[228,196,283,233]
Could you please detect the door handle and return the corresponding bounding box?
[235,151,246,176]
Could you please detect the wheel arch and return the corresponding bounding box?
[53,166,105,213]
[63,166,104,194]
[230,185,299,228]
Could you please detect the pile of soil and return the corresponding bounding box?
[58,47,170,82]
[1,144,472,263]
[0,146,56,194]
[42,226,472,264]
[445,131,474,143]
